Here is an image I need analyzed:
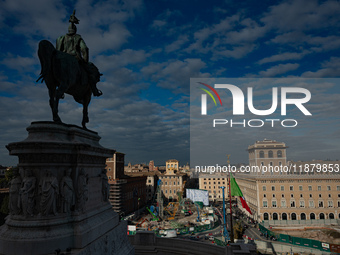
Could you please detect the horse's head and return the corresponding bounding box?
[37,40,57,82]
[87,62,102,84]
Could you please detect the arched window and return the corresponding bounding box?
[282,213,287,220]
[329,213,334,219]
[273,213,278,220]
[310,213,315,220]
[264,213,269,220]
[277,150,282,157]
[291,213,297,220]
[320,213,325,219]
[268,150,273,158]
[301,213,306,220]
[259,151,264,158]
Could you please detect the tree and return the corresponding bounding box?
[0,195,9,215]
[233,221,244,239]
[0,167,16,215]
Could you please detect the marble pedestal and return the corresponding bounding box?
[0,121,134,255]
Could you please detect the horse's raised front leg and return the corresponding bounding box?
[82,102,89,129]
[49,89,61,123]
[53,87,66,123]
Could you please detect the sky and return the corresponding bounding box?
[0,0,339,167]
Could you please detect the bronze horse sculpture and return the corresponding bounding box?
[37,40,102,129]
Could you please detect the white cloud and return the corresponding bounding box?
[258,63,300,77]
[261,0,340,32]
[302,57,340,77]
[141,58,210,93]
[165,35,189,53]
[94,49,149,72]
[1,54,38,72]
[150,20,167,30]
[258,51,309,65]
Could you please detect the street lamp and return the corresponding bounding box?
[138,197,140,217]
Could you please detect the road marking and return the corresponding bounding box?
[247,227,265,241]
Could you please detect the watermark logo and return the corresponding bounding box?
[198,82,312,128]
[198,82,222,115]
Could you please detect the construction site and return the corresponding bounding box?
[129,179,223,238]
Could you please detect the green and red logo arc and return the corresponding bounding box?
[198,82,223,107]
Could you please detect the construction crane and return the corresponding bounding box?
[164,202,179,220]
[146,207,159,221]
[220,186,231,242]
[155,179,163,218]
[194,202,201,222]
[177,180,187,204]
[165,180,187,220]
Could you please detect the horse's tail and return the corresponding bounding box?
[37,40,56,83]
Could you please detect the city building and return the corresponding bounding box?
[179,162,190,173]
[248,138,288,172]
[124,162,149,173]
[105,153,147,216]
[145,172,159,203]
[106,152,125,180]
[198,173,230,202]
[235,139,340,223]
[166,159,179,173]
[149,160,155,171]
[158,159,188,201]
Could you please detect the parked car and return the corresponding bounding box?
[189,236,199,241]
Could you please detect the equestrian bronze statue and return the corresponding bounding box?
[37,10,102,129]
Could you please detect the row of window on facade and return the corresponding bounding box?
[259,150,282,158]
[203,181,226,185]
[203,178,227,181]
[263,185,339,191]
[162,181,181,186]
[164,189,180,194]
[160,176,180,179]
[203,186,228,191]
[263,212,336,220]
[264,193,338,199]
[260,162,282,166]
[263,200,337,208]
[167,164,177,168]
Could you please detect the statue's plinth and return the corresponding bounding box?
[0,122,134,255]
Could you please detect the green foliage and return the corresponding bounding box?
[233,221,244,239]
[0,167,16,215]
[0,167,15,188]
[5,167,15,182]
[0,195,9,215]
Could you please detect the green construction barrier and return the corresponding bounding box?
[278,234,291,244]
[214,237,227,247]
[259,224,331,253]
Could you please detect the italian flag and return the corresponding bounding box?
[230,173,252,215]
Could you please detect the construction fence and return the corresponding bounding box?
[259,224,340,254]
[129,219,220,237]
[161,219,220,237]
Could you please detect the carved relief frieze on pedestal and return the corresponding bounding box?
[0,122,134,255]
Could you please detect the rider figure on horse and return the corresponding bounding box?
[56,10,102,97]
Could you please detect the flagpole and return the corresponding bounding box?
[227,155,234,243]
